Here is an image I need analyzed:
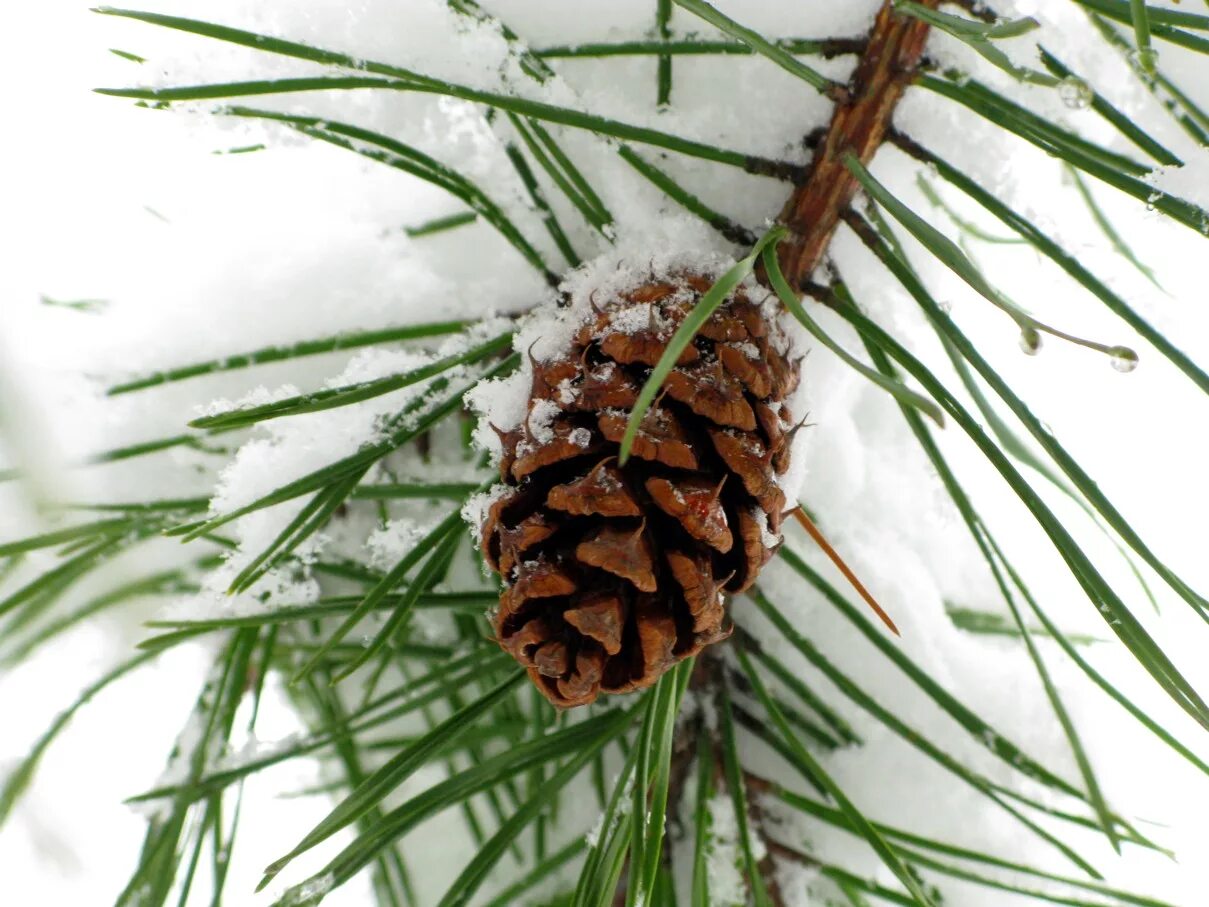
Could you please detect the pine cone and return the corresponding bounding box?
[478,273,800,707]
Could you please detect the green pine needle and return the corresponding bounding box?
[618,225,785,465]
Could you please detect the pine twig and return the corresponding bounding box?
[774,0,940,289]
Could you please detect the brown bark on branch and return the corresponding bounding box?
[774,0,939,290]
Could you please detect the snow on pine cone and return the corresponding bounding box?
[470,269,802,707]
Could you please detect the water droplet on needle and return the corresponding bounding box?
[1110,347,1139,373]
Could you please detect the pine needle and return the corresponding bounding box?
[791,506,900,636]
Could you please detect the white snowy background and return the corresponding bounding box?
[2,0,1208,904]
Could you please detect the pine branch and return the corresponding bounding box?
[8,3,1207,905]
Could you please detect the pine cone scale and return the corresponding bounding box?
[547,460,640,518]
[575,521,658,592]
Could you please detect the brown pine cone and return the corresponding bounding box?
[475,272,801,707]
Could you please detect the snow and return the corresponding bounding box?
[524,396,562,445]
[2,0,1209,905]
[366,516,436,569]
[556,377,578,405]
[584,770,634,848]
[607,302,657,335]
[704,791,748,906]
[282,872,335,906]
[752,507,782,549]
[461,484,512,546]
